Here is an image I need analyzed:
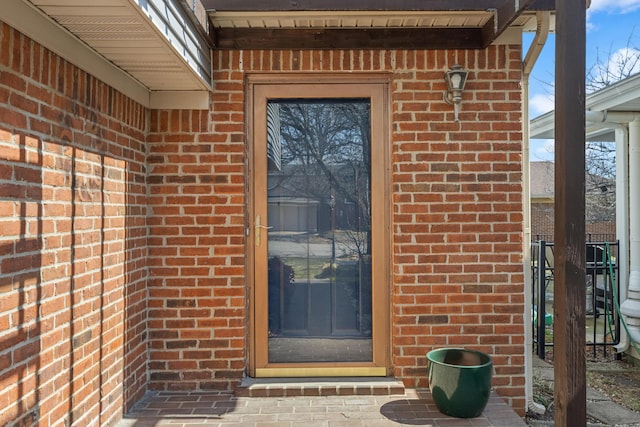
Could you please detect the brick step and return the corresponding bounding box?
[237,377,405,397]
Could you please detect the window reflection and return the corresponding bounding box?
[266,99,373,363]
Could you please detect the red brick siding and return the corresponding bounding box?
[148,47,525,414]
[146,108,248,391]
[1,20,527,419]
[389,48,525,414]
[0,22,148,427]
[531,201,555,240]
[532,201,616,242]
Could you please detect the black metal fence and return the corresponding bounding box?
[533,233,616,243]
[531,240,621,359]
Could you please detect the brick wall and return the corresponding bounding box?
[0,22,148,426]
[1,18,527,420]
[146,108,247,391]
[389,48,525,412]
[532,201,555,241]
[148,47,526,414]
[532,201,617,242]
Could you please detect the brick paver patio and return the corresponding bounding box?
[117,389,526,426]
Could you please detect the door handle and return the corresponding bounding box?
[255,215,273,247]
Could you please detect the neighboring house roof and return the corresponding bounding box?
[531,72,640,141]
[530,161,555,201]
[530,160,616,202]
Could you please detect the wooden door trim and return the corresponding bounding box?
[246,73,391,377]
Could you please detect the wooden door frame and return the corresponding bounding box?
[246,73,392,377]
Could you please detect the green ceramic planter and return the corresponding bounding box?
[426,348,493,418]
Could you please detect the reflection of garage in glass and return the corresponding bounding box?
[267,196,359,233]
[268,197,319,233]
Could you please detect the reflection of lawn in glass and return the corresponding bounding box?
[281,257,326,281]
[282,257,361,282]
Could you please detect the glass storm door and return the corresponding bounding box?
[250,78,389,377]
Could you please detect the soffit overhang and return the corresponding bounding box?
[2,0,556,109]
[2,0,212,109]
[204,0,555,50]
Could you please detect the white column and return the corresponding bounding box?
[614,126,630,352]
[621,119,640,344]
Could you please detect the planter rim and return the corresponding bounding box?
[426,347,492,369]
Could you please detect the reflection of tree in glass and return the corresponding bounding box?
[274,100,372,257]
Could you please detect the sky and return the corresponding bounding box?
[526,0,640,161]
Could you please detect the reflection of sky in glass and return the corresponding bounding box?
[271,99,369,166]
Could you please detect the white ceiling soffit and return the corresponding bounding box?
[208,10,541,31]
[209,10,493,29]
[206,0,545,50]
[2,0,211,109]
[518,12,556,32]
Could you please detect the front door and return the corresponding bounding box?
[249,75,389,377]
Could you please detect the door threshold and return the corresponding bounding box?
[256,366,386,378]
[237,377,405,397]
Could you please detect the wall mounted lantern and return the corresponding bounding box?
[444,64,468,122]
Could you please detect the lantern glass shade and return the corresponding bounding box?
[445,65,467,91]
